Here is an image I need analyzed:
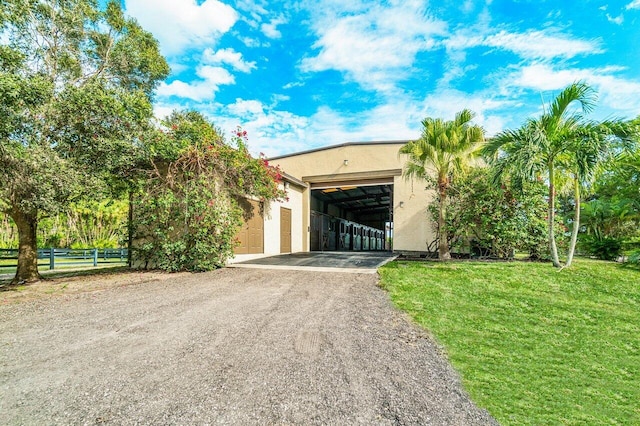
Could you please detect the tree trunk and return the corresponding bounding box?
[565,177,581,268]
[127,189,133,268]
[548,165,562,267]
[10,208,42,284]
[438,185,451,260]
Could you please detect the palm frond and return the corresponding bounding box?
[402,109,484,184]
[548,81,597,120]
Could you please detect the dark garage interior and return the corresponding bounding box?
[310,184,392,251]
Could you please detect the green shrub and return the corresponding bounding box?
[132,111,286,272]
[437,168,557,259]
[623,249,640,269]
[580,236,623,260]
[134,176,243,271]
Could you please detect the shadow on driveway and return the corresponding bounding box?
[230,251,397,273]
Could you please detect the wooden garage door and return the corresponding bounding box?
[280,207,291,253]
[234,200,264,255]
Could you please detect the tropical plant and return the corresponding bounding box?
[0,0,168,284]
[1,200,128,250]
[623,249,640,269]
[133,111,287,272]
[583,143,640,239]
[484,82,637,268]
[439,167,554,259]
[400,109,485,259]
[563,121,636,266]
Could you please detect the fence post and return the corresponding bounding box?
[49,248,55,270]
[93,248,98,267]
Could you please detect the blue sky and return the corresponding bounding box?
[122,0,640,157]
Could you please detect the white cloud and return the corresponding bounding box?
[153,103,183,121]
[446,29,601,60]
[301,1,447,92]
[283,81,305,89]
[239,36,264,48]
[461,0,475,13]
[261,16,287,39]
[282,91,506,153]
[203,88,509,157]
[486,30,601,59]
[157,66,235,101]
[419,89,509,136]
[302,2,600,94]
[202,48,256,72]
[124,0,237,56]
[269,94,291,107]
[211,99,311,156]
[227,99,265,116]
[626,0,640,10]
[507,63,640,116]
[606,14,624,24]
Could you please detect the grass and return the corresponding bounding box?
[379,258,639,425]
[0,264,130,287]
[0,258,126,274]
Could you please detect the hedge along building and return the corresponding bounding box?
[230,140,438,262]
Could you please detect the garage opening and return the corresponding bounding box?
[310,183,392,252]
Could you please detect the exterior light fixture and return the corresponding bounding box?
[399,201,405,208]
[343,159,349,166]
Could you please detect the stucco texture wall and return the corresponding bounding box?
[272,142,437,253]
[263,183,305,254]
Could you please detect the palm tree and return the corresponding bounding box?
[564,121,638,266]
[400,109,484,260]
[484,82,634,268]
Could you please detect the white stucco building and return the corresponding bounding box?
[230,140,437,262]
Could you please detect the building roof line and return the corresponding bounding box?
[268,140,411,160]
[282,172,307,188]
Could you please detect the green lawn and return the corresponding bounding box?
[0,258,127,274]
[379,259,639,425]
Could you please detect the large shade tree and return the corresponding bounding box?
[400,109,485,260]
[484,82,637,268]
[0,0,169,284]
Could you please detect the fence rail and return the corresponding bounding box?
[0,248,128,272]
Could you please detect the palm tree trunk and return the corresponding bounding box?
[438,186,451,260]
[548,164,561,267]
[10,207,42,284]
[565,177,581,267]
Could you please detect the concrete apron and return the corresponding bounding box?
[227,251,398,274]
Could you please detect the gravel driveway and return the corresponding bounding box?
[0,268,496,425]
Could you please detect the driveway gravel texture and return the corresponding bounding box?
[0,268,497,425]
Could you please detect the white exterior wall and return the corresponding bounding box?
[392,175,435,252]
[263,183,304,254]
[272,142,438,253]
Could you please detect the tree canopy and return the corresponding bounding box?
[400,109,484,260]
[483,82,638,268]
[0,0,169,283]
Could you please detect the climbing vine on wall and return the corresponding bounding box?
[133,111,286,271]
